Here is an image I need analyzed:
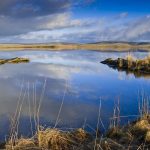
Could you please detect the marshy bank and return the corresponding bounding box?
[3,96,150,150]
[2,114,150,150]
[101,55,150,76]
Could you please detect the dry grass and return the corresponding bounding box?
[6,128,92,150]
[38,128,72,150]
[145,131,150,142]
[120,54,150,66]
[0,43,150,51]
[37,128,92,150]
[126,53,136,62]
[6,138,39,150]
[101,54,150,76]
[5,116,150,150]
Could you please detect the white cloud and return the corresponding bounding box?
[0,14,150,43]
[123,17,150,40]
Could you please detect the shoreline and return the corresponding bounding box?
[0,43,150,51]
[2,115,150,150]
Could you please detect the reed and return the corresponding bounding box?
[4,84,150,150]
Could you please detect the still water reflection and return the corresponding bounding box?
[0,50,150,140]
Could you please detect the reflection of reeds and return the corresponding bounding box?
[54,81,68,128]
[139,92,150,118]
[94,98,101,150]
[110,98,120,129]
[9,79,26,149]
[7,79,47,149]
[27,82,33,136]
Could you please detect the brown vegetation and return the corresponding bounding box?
[4,115,150,150]
[0,57,29,65]
[101,55,150,75]
[6,128,92,150]
[0,42,150,51]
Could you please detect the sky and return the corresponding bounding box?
[0,0,150,43]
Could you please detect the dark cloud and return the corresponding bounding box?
[0,0,70,18]
[0,13,94,36]
[0,0,149,43]
[0,0,96,37]
[0,0,95,18]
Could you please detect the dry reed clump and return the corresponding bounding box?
[142,56,150,68]
[133,119,150,131]
[131,119,150,136]
[135,55,150,67]
[6,138,39,150]
[8,118,150,149]
[106,127,124,140]
[70,128,92,143]
[126,54,136,62]
[38,128,72,150]
[6,128,92,150]
[106,127,133,146]
[5,122,150,150]
[37,128,91,150]
[145,131,150,142]
[129,118,150,143]
[98,138,126,150]
[126,54,136,68]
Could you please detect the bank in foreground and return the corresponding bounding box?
[1,114,150,150]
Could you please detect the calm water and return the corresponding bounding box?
[0,50,150,140]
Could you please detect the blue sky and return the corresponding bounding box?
[0,0,150,43]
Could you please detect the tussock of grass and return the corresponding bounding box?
[145,131,150,142]
[6,128,92,150]
[6,118,150,150]
[126,53,136,62]
[38,128,72,150]
[133,119,150,131]
[38,128,92,150]
[6,138,38,150]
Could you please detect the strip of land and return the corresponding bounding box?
[0,42,150,51]
[0,57,29,64]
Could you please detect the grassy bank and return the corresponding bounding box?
[0,42,150,51]
[3,115,150,150]
[3,95,150,150]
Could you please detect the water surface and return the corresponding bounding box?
[0,50,150,140]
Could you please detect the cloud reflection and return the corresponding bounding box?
[0,50,149,140]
